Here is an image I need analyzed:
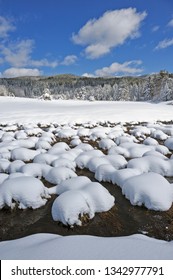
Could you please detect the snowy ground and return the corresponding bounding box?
[0,96,173,259]
[0,96,173,124]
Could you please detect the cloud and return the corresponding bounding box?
[0,16,15,38]
[0,39,59,68]
[30,58,58,68]
[168,19,173,27]
[1,67,42,78]
[95,60,143,77]
[72,8,147,59]
[61,55,77,65]
[82,73,95,78]
[155,38,173,50]
[1,39,34,67]
[151,25,160,32]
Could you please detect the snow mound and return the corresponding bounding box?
[35,140,51,150]
[122,172,173,211]
[52,191,93,226]
[45,167,77,184]
[143,137,158,146]
[98,138,116,150]
[0,176,50,209]
[95,164,116,182]
[33,153,57,165]
[11,147,39,162]
[75,150,104,169]
[51,179,115,226]
[55,176,91,195]
[81,182,115,213]
[164,137,173,150]
[20,163,51,178]
[111,168,142,188]
[7,160,25,173]
[51,158,76,171]
[127,155,173,176]
[57,128,77,138]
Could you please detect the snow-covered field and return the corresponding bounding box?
[0,96,173,259]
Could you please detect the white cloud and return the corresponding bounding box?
[1,39,34,67]
[61,55,77,65]
[82,73,95,78]
[30,58,58,68]
[155,38,173,50]
[72,8,147,59]
[168,19,173,27]
[151,25,160,32]
[2,67,42,78]
[95,60,143,77]
[0,16,15,38]
[0,39,59,68]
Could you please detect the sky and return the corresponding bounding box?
[0,0,173,78]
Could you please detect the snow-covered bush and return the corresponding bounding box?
[0,176,50,209]
[122,172,173,211]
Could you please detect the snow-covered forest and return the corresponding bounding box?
[0,71,173,101]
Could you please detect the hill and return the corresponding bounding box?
[0,71,173,101]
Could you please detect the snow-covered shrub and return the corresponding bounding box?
[164,137,173,150]
[51,158,76,171]
[95,164,116,182]
[0,176,50,209]
[33,153,57,165]
[51,180,115,226]
[20,163,51,178]
[98,138,116,150]
[45,167,77,184]
[76,150,104,169]
[55,176,91,195]
[11,148,40,162]
[52,191,93,226]
[7,160,25,173]
[122,172,173,211]
[80,182,115,213]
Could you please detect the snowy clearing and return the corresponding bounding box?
[0,96,173,124]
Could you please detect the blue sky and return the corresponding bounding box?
[0,0,173,77]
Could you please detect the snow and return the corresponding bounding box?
[95,164,116,182]
[127,156,173,176]
[0,176,50,209]
[0,233,173,260]
[51,158,76,170]
[11,147,40,162]
[0,97,173,124]
[164,137,173,150]
[122,173,173,211]
[55,176,91,195]
[76,150,104,169]
[98,138,116,150]
[1,97,173,259]
[51,180,115,226]
[52,190,93,226]
[45,166,77,184]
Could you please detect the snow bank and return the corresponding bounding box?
[0,233,173,260]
